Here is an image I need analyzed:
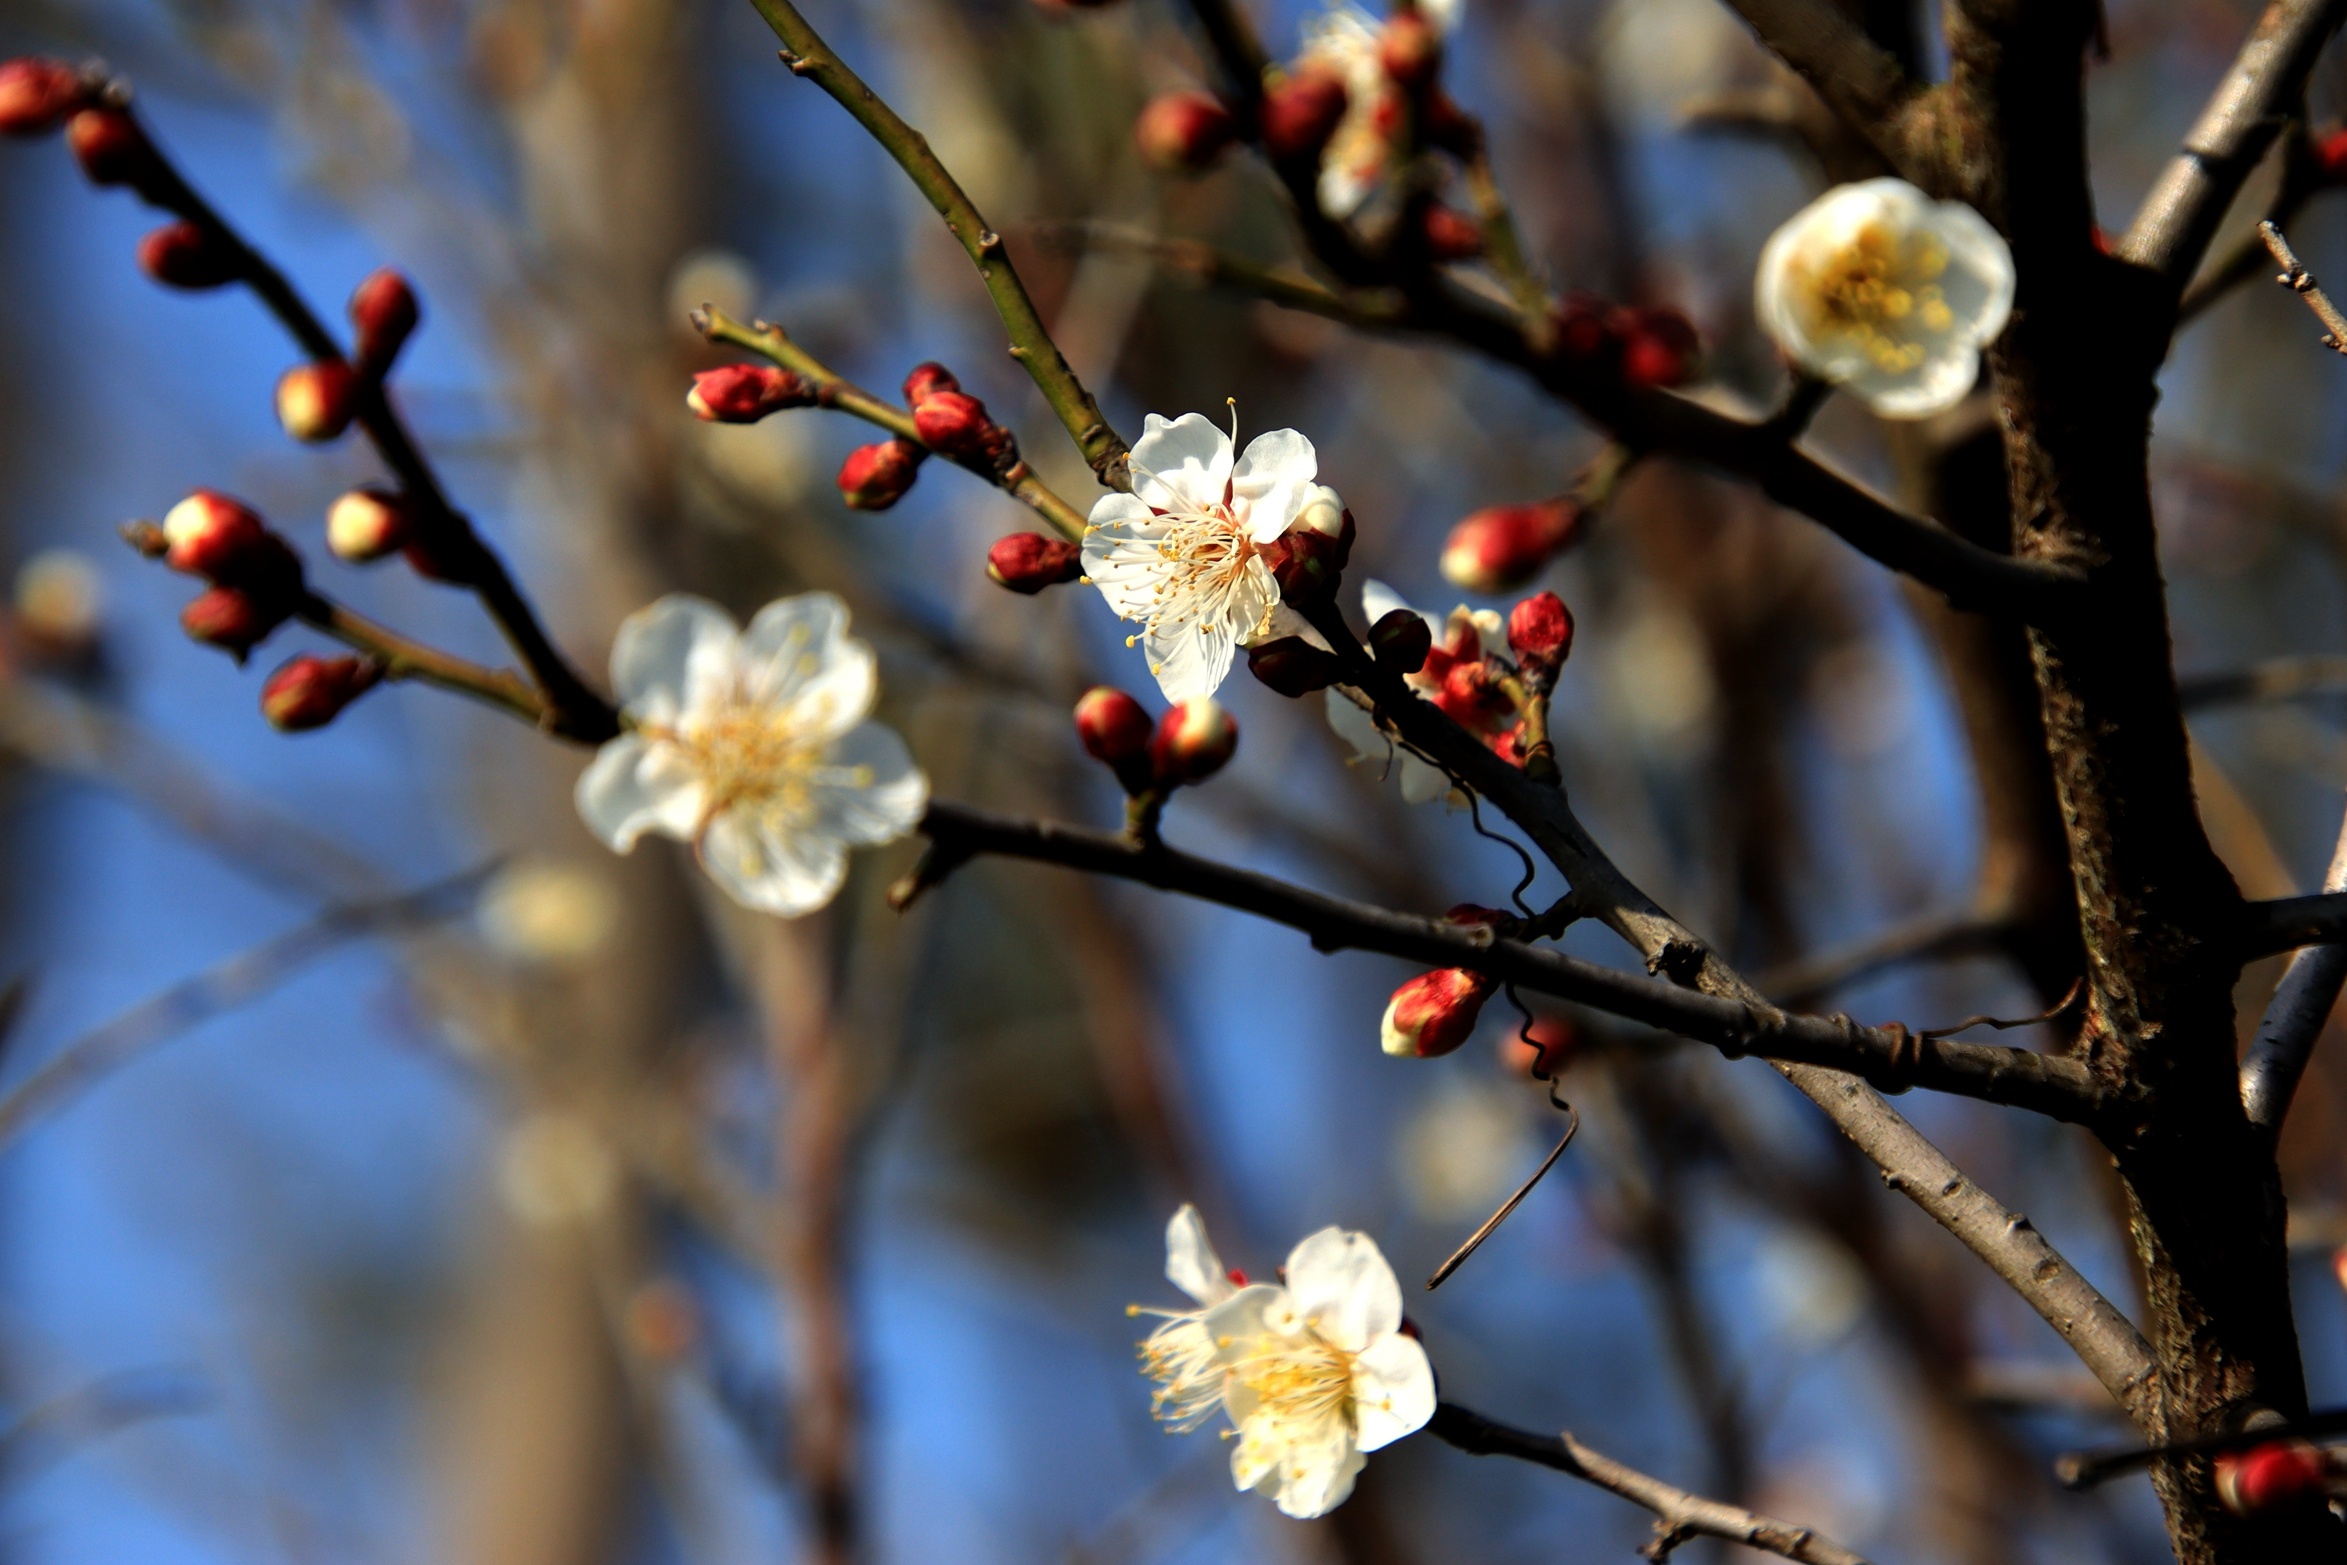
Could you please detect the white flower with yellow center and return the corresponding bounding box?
[1083,411,1337,703]
[1130,1205,1436,1519]
[575,592,927,916]
[1755,177,2015,419]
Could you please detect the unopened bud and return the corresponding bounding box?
[2214,1440,2328,1517]
[1247,636,1344,697]
[1379,12,1442,90]
[275,360,361,443]
[986,532,1081,593]
[912,390,1009,465]
[1260,70,1348,161]
[1136,90,1237,173]
[1613,305,1699,389]
[1265,483,1353,602]
[1075,686,1155,793]
[1152,698,1237,785]
[180,585,289,661]
[838,438,923,510]
[326,487,413,563]
[1550,294,1615,362]
[902,361,960,407]
[2314,126,2347,185]
[1369,608,1432,674]
[162,489,270,581]
[261,653,381,731]
[1382,967,1495,1058]
[348,268,420,374]
[0,58,88,138]
[688,363,814,423]
[1439,658,1515,730]
[137,221,238,289]
[1506,591,1574,676]
[1419,204,1484,262]
[66,107,150,187]
[1440,498,1580,594]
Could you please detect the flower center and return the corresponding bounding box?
[1229,1331,1357,1433]
[1800,220,1958,373]
[1138,505,1265,646]
[652,690,868,835]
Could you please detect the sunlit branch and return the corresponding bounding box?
[694,306,1090,541]
[2240,792,2347,1144]
[296,593,549,729]
[113,94,618,741]
[2119,0,2347,287]
[1427,1403,1873,1565]
[2259,217,2347,354]
[740,0,1130,488]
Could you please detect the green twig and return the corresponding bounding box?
[743,0,1131,489]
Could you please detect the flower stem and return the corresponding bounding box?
[297,594,551,731]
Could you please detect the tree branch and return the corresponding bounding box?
[2233,889,2347,957]
[1713,0,1930,184]
[2178,653,2347,709]
[694,306,1091,540]
[905,801,2106,1120]
[2117,0,2347,289]
[296,593,550,728]
[2258,217,2347,353]
[2240,793,2347,1144]
[1426,1403,1873,1565]
[1758,909,2015,1008]
[741,0,1130,487]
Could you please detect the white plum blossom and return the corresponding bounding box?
[1299,0,1464,218]
[1755,177,2015,419]
[1083,411,1338,703]
[1323,579,1491,805]
[1131,1205,1435,1519]
[575,592,927,916]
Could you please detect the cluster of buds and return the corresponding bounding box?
[122,489,306,663]
[2213,1438,2335,1517]
[1366,590,1571,768]
[1381,906,1507,1058]
[1551,295,1702,391]
[907,363,1018,474]
[1074,686,1237,827]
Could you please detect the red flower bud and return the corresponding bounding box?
[1263,486,1353,602]
[65,107,149,187]
[1419,204,1484,262]
[1135,90,1238,173]
[1506,590,1574,676]
[326,487,412,563]
[348,268,420,374]
[1074,686,1154,793]
[1379,12,1442,91]
[838,439,923,510]
[1382,967,1495,1058]
[1260,70,1348,161]
[275,360,361,443]
[1550,294,1616,362]
[1369,608,1432,674]
[985,532,1081,593]
[1439,658,1516,731]
[902,361,960,407]
[261,653,382,732]
[162,490,270,581]
[1441,498,1580,594]
[136,221,238,289]
[2313,126,2347,185]
[1613,305,1699,388]
[0,58,89,138]
[180,585,290,661]
[688,364,814,423]
[912,390,1008,465]
[1247,635,1344,697]
[1152,697,1237,785]
[2214,1440,2328,1517]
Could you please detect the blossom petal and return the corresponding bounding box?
[1232,428,1318,542]
[1267,1426,1366,1519]
[1230,1412,1287,1495]
[812,721,929,846]
[1223,557,1281,650]
[610,595,740,725]
[1281,1226,1401,1353]
[1398,752,1451,804]
[699,802,849,916]
[1202,1283,1301,1364]
[740,592,874,740]
[575,734,705,852]
[1326,687,1388,765]
[1362,579,1440,638]
[1144,620,1237,704]
[1130,412,1233,514]
[1164,1205,1234,1307]
[1082,504,1173,624]
[1350,1333,1436,1452]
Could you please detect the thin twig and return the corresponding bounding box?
[1029,223,1409,328]
[695,307,1089,540]
[2240,789,2347,1141]
[740,0,1129,487]
[2259,218,2347,353]
[1427,1403,1873,1564]
[296,593,549,728]
[2178,653,2347,708]
[1759,910,2011,1007]
[0,867,492,1145]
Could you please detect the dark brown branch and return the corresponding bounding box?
[2232,889,2347,957]
[908,801,2107,1122]
[1426,1404,1873,1564]
[117,97,619,742]
[2178,653,2347,709]
[2117,0,2347,288]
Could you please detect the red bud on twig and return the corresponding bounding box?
[1075,685,1156,795]
[912,390,1011,466]
[1264,486,1352,603]
[838,439,923,510]
[275,360,360,443]
[137,221,238,289]
[1369,607,1433,674]
[903,361,961,406]
[348,268,420,375]
[67,107,154,189]
[688,364,815,423]
[180,585,289,662]
[0,59,90,138]
[1613,305,1700,388]
[1419,204,1485,262]
[2213,1441,2329,1517]
[1152,698,1237,785]
[261,654,382,731]
[162,490,270,581]
[1136,91,1238,173]
[1507,591,1574,678]
[326,487,412,564]
[1247,636,1345,697]
[1382,968,1496,1058]
[985,532,1081,594]
[1260,71,1348,162]
[1441,498,1580,593]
